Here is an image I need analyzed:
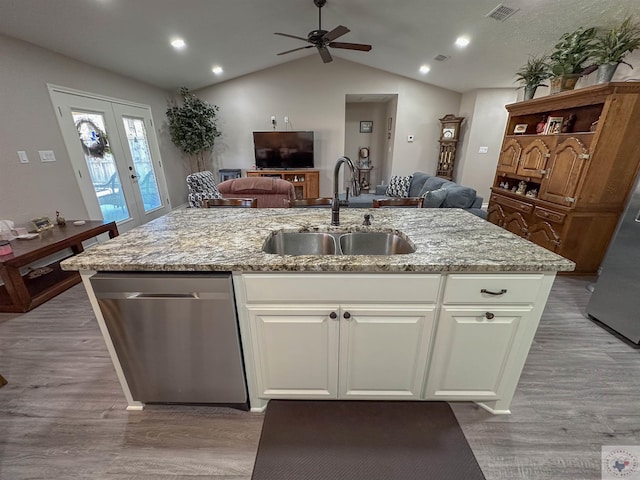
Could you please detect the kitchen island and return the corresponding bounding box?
[62,208,574,414]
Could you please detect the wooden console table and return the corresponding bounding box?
[0,221,118,313]
[247,169,319,199]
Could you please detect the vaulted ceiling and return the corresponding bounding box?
[0,0,637,93]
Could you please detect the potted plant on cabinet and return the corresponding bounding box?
[548,26,598,93]
[515,55,551,100]
[590,16,640,83]
[166,87,221,173]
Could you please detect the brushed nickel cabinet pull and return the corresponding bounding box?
[480,288,507,296]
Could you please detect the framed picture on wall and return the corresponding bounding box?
[360,121,373,133]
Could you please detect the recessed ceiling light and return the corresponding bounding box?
[419,65,431,74]
[212,66,224,75]
[455,36,470,48]
[171,38,186,50]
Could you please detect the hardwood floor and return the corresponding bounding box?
[1,276,638,479]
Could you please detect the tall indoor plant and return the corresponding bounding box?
[515,55,551,100]
[548,27,597,93]
[166,87,221,173]
[590,16,640,83]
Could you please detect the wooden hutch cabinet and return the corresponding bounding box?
[488,83,640,274]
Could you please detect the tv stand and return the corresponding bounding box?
[247,169,319,200]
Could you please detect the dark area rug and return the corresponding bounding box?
[251,400,486,480]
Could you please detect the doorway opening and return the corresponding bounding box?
[345,94,398,193]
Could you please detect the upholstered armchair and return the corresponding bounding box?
[186,171,223,208]
[217,177,295,208]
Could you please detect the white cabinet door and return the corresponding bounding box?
[425,305,532,401]
[247,305,339,399]
[338,305,435,399]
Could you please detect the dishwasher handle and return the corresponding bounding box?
[128,293,199,299]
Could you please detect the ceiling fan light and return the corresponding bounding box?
[212,66,223,75]
[419,65,430,74]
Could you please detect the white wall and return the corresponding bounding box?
[0,34,184,227]
[195,56,462,197]
[457,89,518,203]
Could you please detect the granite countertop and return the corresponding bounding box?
[60,208,575,273]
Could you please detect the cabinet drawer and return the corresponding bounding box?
[491,194,533,214]
[242,274,441,303]
[442,274,545,304]
[533,207,566,224]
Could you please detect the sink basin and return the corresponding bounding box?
[262,232,337,255]
[339,232,415,255]
[262,231,415,255]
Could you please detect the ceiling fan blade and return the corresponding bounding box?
[277,45,314,56]
[317,46,333,63]
[323,25,350,42]
[329,42,372,52]
[274,32,309,42]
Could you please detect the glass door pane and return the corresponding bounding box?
[49,86,170,233]
[122,116,161,212]
[72,111,131,224]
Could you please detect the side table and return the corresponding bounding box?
[0,221,118,313]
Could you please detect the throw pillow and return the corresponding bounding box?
[421,187,448,208]
[385,175,413,198]
[441,185,477,208]
[422,176,454,192]
[408,172,431,197]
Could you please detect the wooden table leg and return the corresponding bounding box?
[0,374,7,387]
[0,264,31,312]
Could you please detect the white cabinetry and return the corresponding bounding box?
[248,306,339,398]
[424,274,554,414]
[338,305,434,399]
[237,274,440,405]
[248,304,435,400]
[234,272,555,414]
[425,306,531,400]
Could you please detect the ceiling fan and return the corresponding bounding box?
[275,0,372,64]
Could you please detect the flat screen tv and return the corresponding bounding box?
[253,131,314,169]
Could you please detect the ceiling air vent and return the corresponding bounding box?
[434,54,449,62]
[486,4,519,21]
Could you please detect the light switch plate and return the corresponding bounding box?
[17,151,29,163]
[39,150,56,162]
[478,146,489,154]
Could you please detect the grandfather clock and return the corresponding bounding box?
[436,114,464,180]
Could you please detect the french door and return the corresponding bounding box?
[49,85,170,232]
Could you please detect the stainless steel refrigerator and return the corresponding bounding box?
[587,172,640,344]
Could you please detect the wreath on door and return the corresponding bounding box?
[75,119,110,158]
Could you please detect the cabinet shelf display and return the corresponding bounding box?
[488,83,640,274]
[543,116,563,135]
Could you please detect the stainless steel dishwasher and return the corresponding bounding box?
[90,273,248,409]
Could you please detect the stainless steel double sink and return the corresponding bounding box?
[262,231,415,255]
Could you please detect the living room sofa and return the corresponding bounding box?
[218,176,295,208]
[341,172,486,219]
[187,171,295,208]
